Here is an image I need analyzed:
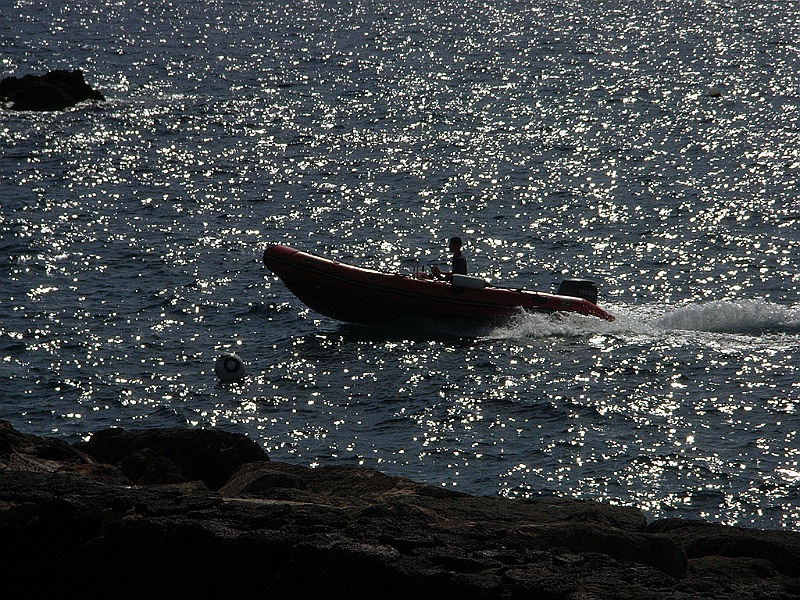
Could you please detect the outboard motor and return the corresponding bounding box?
[557,279,599,305]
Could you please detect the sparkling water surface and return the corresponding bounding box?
[2,0,799,529]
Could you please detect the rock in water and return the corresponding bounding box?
[0,69,105,111]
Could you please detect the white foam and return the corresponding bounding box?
[485,299,800,341]
[485,309,617,340]
[654,299,800,335]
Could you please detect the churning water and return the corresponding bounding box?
[2,0,799,529]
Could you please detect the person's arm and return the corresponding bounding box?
[430,265,451,281]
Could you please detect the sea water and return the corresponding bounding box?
[1,0,799,529]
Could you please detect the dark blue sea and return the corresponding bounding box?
[2,0,799,529]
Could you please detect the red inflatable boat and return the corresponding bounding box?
[263,244,614,326]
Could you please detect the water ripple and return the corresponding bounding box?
[2,0,800,529]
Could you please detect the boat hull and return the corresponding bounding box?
[263,244,614,325]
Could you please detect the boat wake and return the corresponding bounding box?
[487,299,800,341]
[652,299,800,335]
[486,310,608,340]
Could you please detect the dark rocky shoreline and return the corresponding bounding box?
[1,421,799,599]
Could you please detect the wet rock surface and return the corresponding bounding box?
[0,69,105,111]
[1,421,799,599]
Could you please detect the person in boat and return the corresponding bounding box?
[431,236,467,281]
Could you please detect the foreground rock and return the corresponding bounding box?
[1,421,799,599]
[0,69,105,111]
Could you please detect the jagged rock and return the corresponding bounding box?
[649,518,800,579]
[0,69,105,111]
[0,420,86,468]
[1,421,800,599]
[73,426,268,490]
[0,420,125,483]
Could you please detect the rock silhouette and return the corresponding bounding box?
[0,69,105,111]
[1,420,799,599]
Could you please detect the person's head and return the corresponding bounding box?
[449,236,462,253]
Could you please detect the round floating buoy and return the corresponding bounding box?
[215,353,246,382]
